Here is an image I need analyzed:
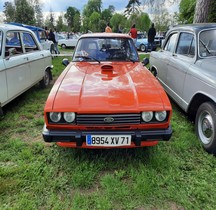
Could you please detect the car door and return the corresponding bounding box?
[68,34,78,47]
[0,30,7,106]
[3,30,31,101]
[166,32,195,106]
[156,32,178,87]
[22,31,47,84]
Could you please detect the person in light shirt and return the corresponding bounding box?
[105,22,112,33]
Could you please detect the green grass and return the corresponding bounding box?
[1,56,216,210]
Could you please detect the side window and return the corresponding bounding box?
[22,32,39,52]
[39,31,47,41]
[5,31,23,56]
[176,32,195,57]
[164,33,178,52]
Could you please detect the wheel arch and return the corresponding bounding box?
[187,93,215,121]
[0,103,3,116]
[45,65,53,81]
[149,65,158,77]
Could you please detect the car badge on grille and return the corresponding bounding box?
[104,117,114,123]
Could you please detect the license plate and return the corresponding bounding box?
[86,135,131,146]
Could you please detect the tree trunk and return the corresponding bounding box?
[193,0,211,23]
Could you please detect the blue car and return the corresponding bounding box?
[136,37,156,52]
[136,33,163,52]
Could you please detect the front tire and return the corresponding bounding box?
[195,102,216,154]
[140,44,146,52]
[40,70,51,88]
[61,44,66,49]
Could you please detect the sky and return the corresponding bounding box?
[0,0,179,14]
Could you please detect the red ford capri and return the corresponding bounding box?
[42,33,172,149]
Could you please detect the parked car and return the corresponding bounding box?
[58,34,79,48]
[7,22,55,54]
[149,23,216,154]
[42,32,172,148]
[136,35,163,52]
[0,23,53,115]
[56,33,66,41]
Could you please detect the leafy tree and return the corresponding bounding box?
[3,0,35,24]
[141,0,213,23]
[48,8,55,28]
[89,11,101,32]
[56,15,65,32]
[44,9,54,29]
[32,0,43,27]
[3,1,15,22]
[208,0,216,22]
[73,13,81,32]
[110,13,127,32]
[178,0,196,23]
[64,6,80,30]
[124,0,141,16]
[14,0,35,24]
[101,9,112,23]
[152,7,171,32]
[136,13,151,32]
[83,0,102,17]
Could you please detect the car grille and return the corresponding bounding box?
[76,114,141,125]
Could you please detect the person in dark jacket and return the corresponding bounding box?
[48,29,57,54]
[146,23,156,53]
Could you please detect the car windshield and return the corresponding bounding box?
[73,37,139,62]
[199,29,216,57]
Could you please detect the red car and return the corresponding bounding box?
[42,33,172,148]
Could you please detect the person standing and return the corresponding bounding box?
[105,22,112,33]
[48,29,57,54]
[129,24,137,44]
[54,28,60,54]
[146,23,156,53]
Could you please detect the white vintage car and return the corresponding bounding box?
[58,34,79,48]
[149,23,216,154]
[0,23,53,115]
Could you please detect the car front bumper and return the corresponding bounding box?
[42,125,172,147]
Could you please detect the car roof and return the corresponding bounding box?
[6,22,45,32]
[170,23,216,33]
[0,23,33,32]
[80,33,131,39]
[0,23,31,31]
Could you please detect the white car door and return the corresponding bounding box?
[68,34,79,47]
[3,31,31,101]
[22,31,47,83]
[155,33,178,87]
[0,60,7,106]
[166,32,195,106]
[0,30,8,106]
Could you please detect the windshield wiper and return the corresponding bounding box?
[75,55,100,63]
[200,39,211,55]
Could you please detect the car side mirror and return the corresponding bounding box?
[142,57,149,66]
[62,58,69,66]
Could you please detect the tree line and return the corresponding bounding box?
[3,0,216,34]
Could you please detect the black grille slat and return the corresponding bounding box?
[76,114,141,125]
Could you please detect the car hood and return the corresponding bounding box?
[46,62,170,112]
